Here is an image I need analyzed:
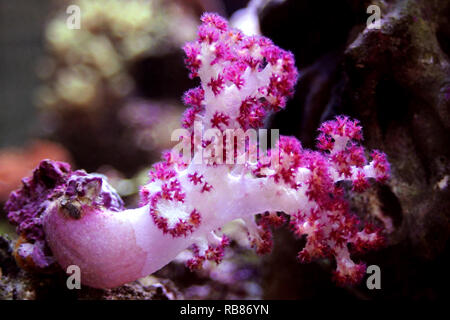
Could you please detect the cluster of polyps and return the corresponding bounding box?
[5,13,389,288]
[182,13,297,132]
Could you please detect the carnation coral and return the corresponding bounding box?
[5,13,389,288]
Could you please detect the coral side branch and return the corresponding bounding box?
[4,13,390,289]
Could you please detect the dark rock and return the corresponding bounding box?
[261,0,450,299]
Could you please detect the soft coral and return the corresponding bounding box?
[5,13,389,288]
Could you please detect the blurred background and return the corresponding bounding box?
[0,0,449,299]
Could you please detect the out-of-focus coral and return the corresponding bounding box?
[118,100,182,152]
[35,0,197,175]
[37,0,198,112]
[230,0,287,36]
[0,140,71,202]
